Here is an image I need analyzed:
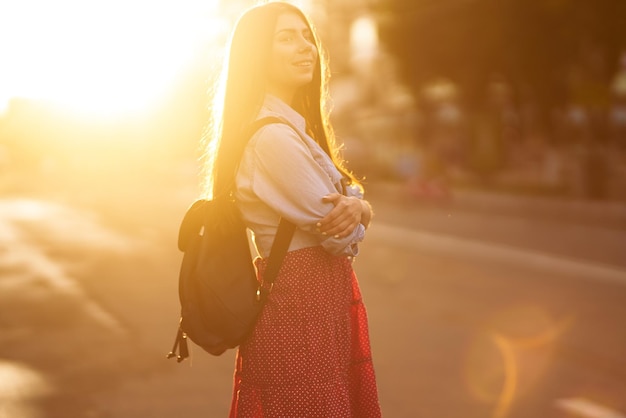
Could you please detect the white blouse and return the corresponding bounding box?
[235,95,365,258]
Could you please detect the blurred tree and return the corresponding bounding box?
[376,0,626,124]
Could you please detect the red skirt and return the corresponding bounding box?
[229,246,381,418]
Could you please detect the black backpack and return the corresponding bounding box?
[167,117,296,361]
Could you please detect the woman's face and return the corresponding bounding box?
[266,12,318,104]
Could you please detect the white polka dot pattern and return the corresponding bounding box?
[229,246,381,417]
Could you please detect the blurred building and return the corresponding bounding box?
[319,1,422,183]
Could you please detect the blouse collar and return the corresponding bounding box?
[261,94,307,133]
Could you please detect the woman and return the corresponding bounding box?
[205,2,381,417]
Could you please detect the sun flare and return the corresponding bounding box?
[0,0,225,117]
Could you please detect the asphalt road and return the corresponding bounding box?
[1,182,625,418]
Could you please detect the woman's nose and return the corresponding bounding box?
[298,38,313,52]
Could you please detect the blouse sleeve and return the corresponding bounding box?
[249,123,364,256]
[345,182,364,200]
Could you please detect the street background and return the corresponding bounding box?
[1,0,626,417]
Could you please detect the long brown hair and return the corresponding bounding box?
[203,1,360,199]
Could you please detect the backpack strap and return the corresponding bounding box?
[261,217,296,293]
[245,117,297,295]
[245,116,284,139]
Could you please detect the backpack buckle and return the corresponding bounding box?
[256,283,274,301]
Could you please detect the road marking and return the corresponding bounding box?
[555,398,626,418]
[370,223,626,285]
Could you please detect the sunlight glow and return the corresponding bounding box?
[0,360,52,418]
[0,0,224,117]
[350,15,379,69]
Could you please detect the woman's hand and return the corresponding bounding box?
[316,193,371,239]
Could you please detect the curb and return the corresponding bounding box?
[370,223,626,286]
[366,181,626,229]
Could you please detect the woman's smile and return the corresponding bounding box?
[293,59,313,66]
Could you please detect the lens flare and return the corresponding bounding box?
[464,305,574,418]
